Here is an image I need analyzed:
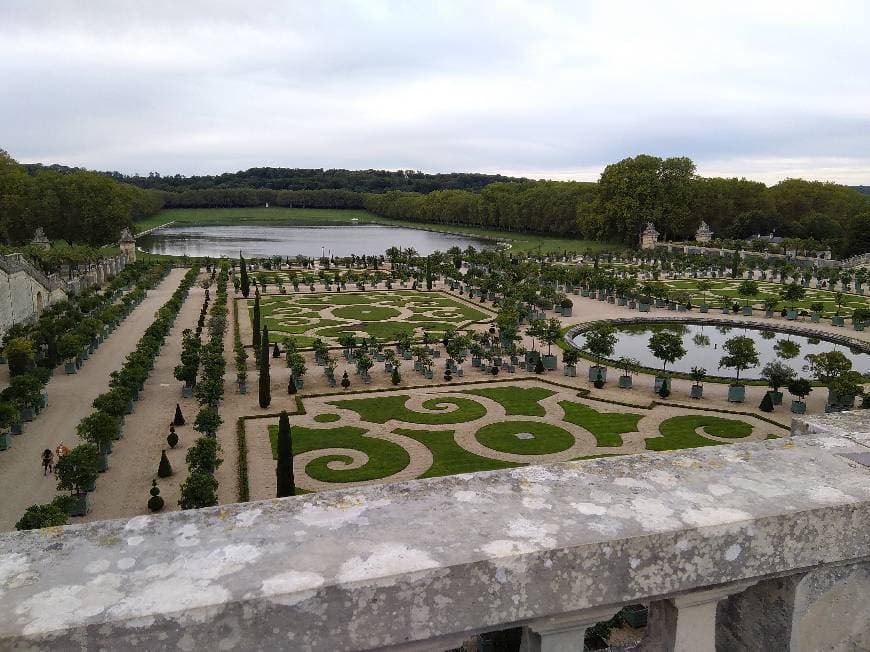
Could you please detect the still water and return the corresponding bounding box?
[138,224,495,258]
[571,322,870,379]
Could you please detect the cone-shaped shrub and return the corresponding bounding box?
[275,411,295,498]
[341,370,350,390]
[391,367,400,385]
[760,391,775,412]
[272,342,281,358]
[287,376,297,395]
[148,479,164,512]
[157,449,173,478]
[173,403,185,426]
[534,358,544,374]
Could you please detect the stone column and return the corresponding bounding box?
[520,607,617,652]
[642,583,754,652]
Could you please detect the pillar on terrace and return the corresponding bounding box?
[119,227,136,262]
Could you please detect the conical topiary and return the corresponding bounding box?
[444,368,453,382]
[391,367,401,385]
[341,371,350,390]
[167,427,179,449]
[535,358,545,374]
[173,403,185,426]
[148,479,164,512]
[275,411,295,498]
[272,342,281,358]
[760,391,775,412]
[287,376,297,395]
[157,449,173,478]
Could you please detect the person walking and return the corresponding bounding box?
[41,448,54,476]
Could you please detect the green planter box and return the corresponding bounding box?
[654,376,670,394]
[64,361,76,375]
[588,366,607,382]
[728,385,746,403]
[742,307,753,316]
[638,303,650,312]
[699,304,709,313]
[721,306,730,314]
[182,386,194,398]
[791,400,806,414]
[563,365,576,377]
[690,385,703,399]
[786,309,797,320]
[618,375,633,389]
[0,431,11,450]
[811,313,821,323]
[21,407,34,422]
[832,316,845,326]
[770,390,783,406]
[542,355,557,370]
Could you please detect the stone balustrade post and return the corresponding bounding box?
[642,582,754,652]
[520,607,618,652]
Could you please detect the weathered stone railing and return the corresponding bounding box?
[2,414,870,650]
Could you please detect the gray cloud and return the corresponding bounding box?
[1,0,868,184]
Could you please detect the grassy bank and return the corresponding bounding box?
[135,207,620,254]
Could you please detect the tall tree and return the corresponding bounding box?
[252,289,261,349]
[275,411,295,497]
[258,325,271,408]
[240,254,250,298]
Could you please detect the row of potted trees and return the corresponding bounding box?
[15,266,201,527]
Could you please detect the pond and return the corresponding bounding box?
[571,322,870,379]
[137,224,496,258]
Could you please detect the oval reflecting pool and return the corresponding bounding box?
[571,322,870,379]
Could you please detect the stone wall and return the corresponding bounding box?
[0,253,128,339]
[1,412,870,649]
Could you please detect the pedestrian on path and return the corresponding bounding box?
[41,449,53,476]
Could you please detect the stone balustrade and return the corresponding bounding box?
[2,413,870,650]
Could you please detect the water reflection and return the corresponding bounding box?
[138,224,495,258]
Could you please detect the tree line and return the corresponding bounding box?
[1,151,162,246]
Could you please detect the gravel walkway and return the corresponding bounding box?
[0,267,189,531]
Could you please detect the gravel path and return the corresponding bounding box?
[0,267,189,531]
[82,279,206,523]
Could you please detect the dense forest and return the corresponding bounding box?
[9,153,870,257]
[25,164,524,194]
[1,151,162,246]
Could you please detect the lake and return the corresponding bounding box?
[571,322,870,379]
[137,224,496,258]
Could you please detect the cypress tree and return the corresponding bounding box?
[252,290,261,350]
[173,403,185,426]
[275,411,295,498]
[157,449,173,478]
[240,253,250,298]
[259,325,271,408]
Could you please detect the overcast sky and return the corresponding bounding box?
[2,1,868,185]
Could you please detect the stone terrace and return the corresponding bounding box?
[1,412,870,650]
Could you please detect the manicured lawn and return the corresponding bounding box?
[644,415,752,451]
[475,421,576,455]
[660,279,870,317]
[331,395,487,424]
[464,386,555,416]
[559,401,641,447]
[253,290,490,345]
[395,428,521,478]
[267,424,410,482]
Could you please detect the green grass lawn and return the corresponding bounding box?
[395,428,521,478]
[136,207,621,254]
[267,424,410,482]
[559,401,642,447]
[660,279,870,317]
[331,395,488,424]
[644,415,753,451]
[464,386,555,416]
[474,421,576,455]
[253,289,489,345]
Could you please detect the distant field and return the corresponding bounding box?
[135,207,620,254]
